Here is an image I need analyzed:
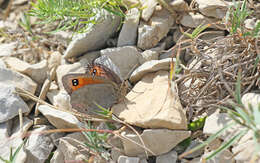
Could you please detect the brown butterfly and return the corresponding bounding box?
[62,63,122,114]
[62,63,122,95]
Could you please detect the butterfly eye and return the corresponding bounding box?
[72,79,79,86]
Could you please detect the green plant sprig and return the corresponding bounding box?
[29,0,125,33]
[0,139,26,163]
[225,0,260,38]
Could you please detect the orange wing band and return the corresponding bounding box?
[71,77,105,92]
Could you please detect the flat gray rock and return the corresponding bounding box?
[138,43,165,64]
[137,9,174,50]
[129,58,174,83]
[0,42,17,57]
[0,117,33,162]
[58,132,89,161]
[139,50,159,64]
[78,50,101,65]
[180,12,219,28]
[100,46,141,79]
[245,19,258,30]
[25,125,55,163]
[203,111,245,143]
[113,71,187,130]
[156,150,178,163]
[180,12,207,28]
[242,93,260,111]
[4,57,48,84]
[169,0,189,12]
[117,8,140,47]
[64,10,121,59]
[118,156,140,163]
[196,0,230,19]
[121,129,190,156]
[38,105,82,129]
[141,0,158,21]
[0,59,6,68]
[0,120,13,141]
[0,67,37,95]
[0,84,29,123]
[50,149,65,163]
[183,139,204,158]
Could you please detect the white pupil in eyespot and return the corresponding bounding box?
[92,69,97,76]
[72,79,78,86]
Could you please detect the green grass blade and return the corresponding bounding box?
[253,130,260,153]
[191,23,210,39]
[10,140,26,163]
[205,129,248,160]
[252,104,260,126]
[93,102,112,118]
[220,106,242,118]
[9,148,13,162]
[235,71,242,104]
[233,105,256,129]
[225,5,231,25]
[82,121,96,145]
[181,122,235,156]
[182,32,193,39]
[182,23,210,39]
[0,157,8,163]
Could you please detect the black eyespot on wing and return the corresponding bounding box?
[72,79,79,86]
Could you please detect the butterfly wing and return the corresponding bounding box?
[86,63,122,85]
[70,83,118,114]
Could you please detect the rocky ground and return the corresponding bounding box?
[0,0,260,163]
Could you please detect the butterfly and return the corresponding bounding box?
[62,63,123,114]
[62,63,121,94]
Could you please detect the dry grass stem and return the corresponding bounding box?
[173,31,260,118]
